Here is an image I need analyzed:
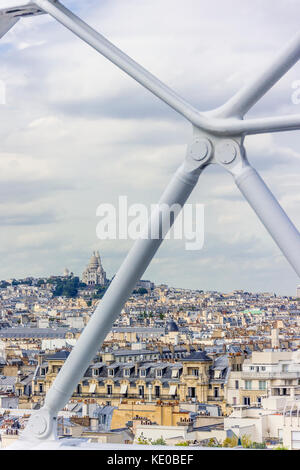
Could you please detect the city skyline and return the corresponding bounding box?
[1,248,299,298]
[0,0,299,295]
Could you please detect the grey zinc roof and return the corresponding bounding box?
[0,327,77,339]
[213,355,228,370]
[0,375,16,386]
[182,351,211,362]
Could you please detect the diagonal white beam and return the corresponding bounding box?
[216,31,300,118]
[0,16,18,38]
[234,165,300,277]
[33,0,206,128]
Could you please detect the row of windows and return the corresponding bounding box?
[116,352,186,363]
[248,365,289,372]
[93,367,179,378]
[244,380,267,390]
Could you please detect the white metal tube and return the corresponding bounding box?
[43,161,202,414]
[240,114,300,135]
[234,165,300,277]
[218,31,300,118]
[207,114,300,136]
[0,16,18,38]
[33,0,205,127]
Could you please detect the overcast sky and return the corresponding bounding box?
[0,0,299,295]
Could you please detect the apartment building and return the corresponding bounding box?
[240,350,300,406]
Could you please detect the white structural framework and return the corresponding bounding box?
[0,0,300,443]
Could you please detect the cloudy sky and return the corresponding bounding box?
[0,0,299,295]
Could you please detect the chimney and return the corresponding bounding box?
[135,361,142,376]
[271,328,280,349]
[37,352,45,366]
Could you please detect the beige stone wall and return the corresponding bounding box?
[110,403,188,429]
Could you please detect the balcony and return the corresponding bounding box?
[241,371,300,380]
[33,390,180,401]
[71,392,180,400]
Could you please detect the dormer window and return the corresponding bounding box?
[108,369,114,377]
[140,369,146,377]
[156,369,162,378]
[40,367,48,376]
[124,369,130,377]
[93,368,99,376]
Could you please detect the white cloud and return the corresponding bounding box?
[0,0,299,294]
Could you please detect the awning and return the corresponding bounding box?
[89,383,96,393]
[120,384,128,394]
[169,385,177,395]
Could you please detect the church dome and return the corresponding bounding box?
[89,252,99,268]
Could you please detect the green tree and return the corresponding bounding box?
[241,434,252,448]
[151,437,166,445]
[52,276,81,298]
[222,436,238,448]
[137,436,150,445]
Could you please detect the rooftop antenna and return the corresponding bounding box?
[1,0,300,444]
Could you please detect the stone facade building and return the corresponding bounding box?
[82,251,107,286]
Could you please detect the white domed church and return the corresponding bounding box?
[82,251,107,286]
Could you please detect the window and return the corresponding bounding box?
[245,380,252,390]
[235,380,239,390]
[39,384,43,393]
[140,369,146,377]
[108,369,114,377]
[259,380,266,390]
[282,364,288,372]
[188,387,196,398]
[138,386,144,398]
[243,396,250,406]
[93,368,99,376]
[107,385,112,395]
[124,369,130,377]
[192,368,199,377]
[155,386,160,398]
[99,415,106,425]
[156,369,162,378]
